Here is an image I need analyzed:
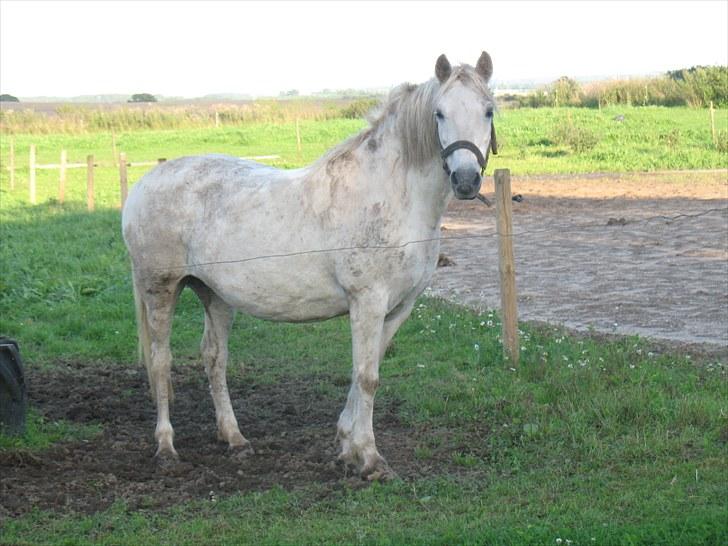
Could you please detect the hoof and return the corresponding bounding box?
[335,454,359,477]
[228,441,255,461]
[154,449,187,474]
[337,449,397,482]
[154,448,179,464]
[361,457,397,482]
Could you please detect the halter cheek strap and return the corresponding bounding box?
[440,122,498,176]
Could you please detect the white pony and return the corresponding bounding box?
[122,52,497,480]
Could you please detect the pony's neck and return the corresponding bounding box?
[378,82,453,227]
[400,155,453,228]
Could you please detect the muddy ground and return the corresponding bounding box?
[1,171,726,521]
[433,171,728,355]
[0,361,484,520]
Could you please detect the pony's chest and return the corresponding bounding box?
[337,235,440,300]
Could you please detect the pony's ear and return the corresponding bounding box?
[435,54,452,83]
[475,51,493,83]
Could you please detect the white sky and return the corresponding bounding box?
[1,0,726,98]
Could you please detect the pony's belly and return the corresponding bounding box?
[233,292,349,322]
[198,266,349,323]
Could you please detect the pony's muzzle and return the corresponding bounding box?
[450,167,482,200]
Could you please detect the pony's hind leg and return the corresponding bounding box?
[135,274,182,462]
[189,279,251,454]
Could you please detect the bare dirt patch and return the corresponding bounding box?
[0,361,482,519]
[433,171,728,355]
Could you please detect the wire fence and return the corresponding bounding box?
[138,207,728,272]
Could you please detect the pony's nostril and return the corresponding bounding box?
[451,168,480,190]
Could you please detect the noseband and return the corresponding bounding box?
[440,122,498,176]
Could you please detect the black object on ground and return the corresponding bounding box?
[0,337,27,436]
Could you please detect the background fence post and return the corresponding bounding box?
[296,118,302,158]
[29,144,36,204]
[119,152,128,208]
[112,132,119,167]
[59,150,67,204]
[8,138,15,190]
[86,155,95,211]
[709,101,717,148]
[494,168,520,366]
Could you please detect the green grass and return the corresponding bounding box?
[1,108,727,544]
[0,106,725,213]
[496,106,727,173]
[0,408,101,450]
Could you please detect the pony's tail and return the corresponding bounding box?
[131,271,155,401]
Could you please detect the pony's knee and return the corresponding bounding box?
[200,337,226,369]
[357,370,379,395]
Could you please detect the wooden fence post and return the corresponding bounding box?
[112,132,119,167]
[9,138,15,190]
[494,168,519,366]
[59,150,67,204]
[295,118,302,158]
[709,101,717,148]
[29,144,36,204]
[119,152,128,208]
[86,155,95,211]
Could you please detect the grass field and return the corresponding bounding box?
[0,105,726,211]
[1,106,727,544]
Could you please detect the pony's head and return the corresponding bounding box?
[433,52,497,200]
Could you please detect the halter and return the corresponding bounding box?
[440,122,498,176]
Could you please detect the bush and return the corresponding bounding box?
[667,66,728,107]
[517,77,582,108]
[519,66,727,109]
[583,77,687,107]
[550,77,583,106]
[715,130,728,154]
[550,114,599,152]
[339,97,380,119]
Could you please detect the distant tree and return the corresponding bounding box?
[0,94,19,102]
[279,89,299,97]
[128,93,157,103]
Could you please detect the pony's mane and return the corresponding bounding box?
[313,65,493,173]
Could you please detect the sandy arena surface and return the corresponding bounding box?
[431,171,728,355]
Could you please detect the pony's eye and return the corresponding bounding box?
[486,109,494,119]
[435,110,444,120]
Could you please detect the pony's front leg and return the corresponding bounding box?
[337,289,394,480]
